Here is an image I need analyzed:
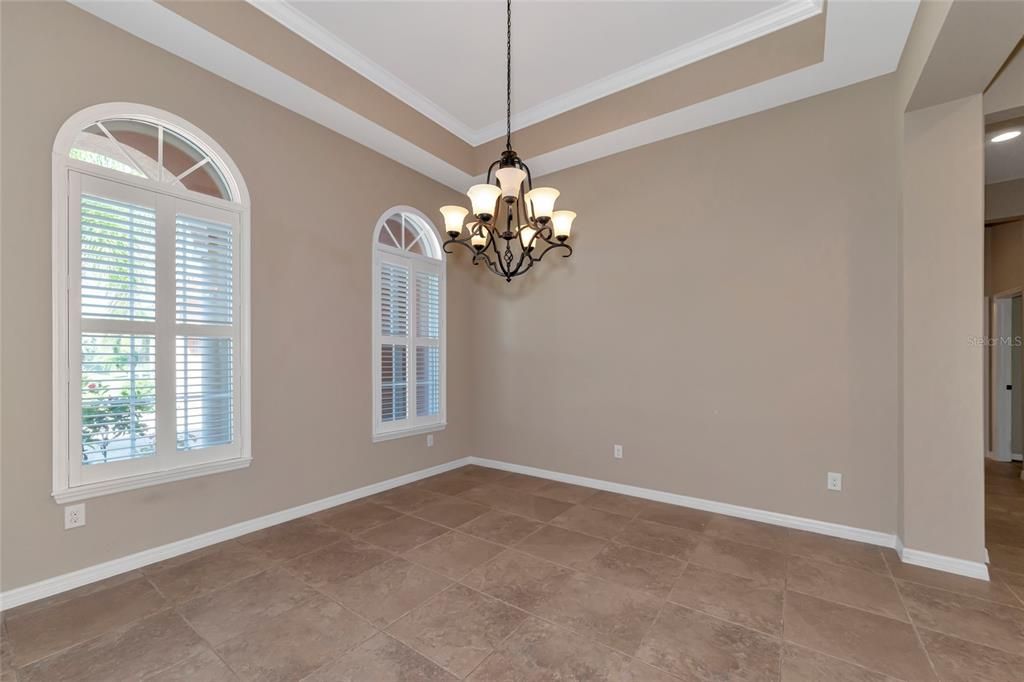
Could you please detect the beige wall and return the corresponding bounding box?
[0,2,474,590]
[470,76,902,534]
[900,94,986,562]
[986,220,1024,296]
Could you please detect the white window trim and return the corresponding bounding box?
[52,103,252,503]
[371,207,447,442]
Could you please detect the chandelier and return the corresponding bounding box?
[439,0,575,282]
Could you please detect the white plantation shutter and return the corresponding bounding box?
[80,333,157,464]
[379,261,410,423]
[380,262,410,337]
[415,271,441,418]
[80,194,156,321]
[175,211,237,454]
[381,344,408,422]
[373,210,444,439]
[73,177,161,479]
[176,215,234,325]
[177,336,234,449]
[65,170,244,491]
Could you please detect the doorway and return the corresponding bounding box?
[991,291,1023,462]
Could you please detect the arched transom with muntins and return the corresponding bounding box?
[69,116,234,202]
[376,211,442,260]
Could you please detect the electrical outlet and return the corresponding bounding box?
[426,434,434,447]
[613,444,623,459]
[827,472,842,491]
[64,503,86,529]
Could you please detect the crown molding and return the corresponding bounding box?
[72,0,918,189]
[473,0,824,144]
[247,0,480,144]
[69,0,475,192]
[250,0,823,147]
[524,0,918,181]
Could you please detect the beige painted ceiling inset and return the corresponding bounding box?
[263,0,818,144]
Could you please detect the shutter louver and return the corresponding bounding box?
[416,346,440,417]
[415,270,441,418]
[175,212,235,452]
[176,215,234,325]
[416,271,441,339]
[379,261,410,423]
[80,194,156,321]
[176,336,234,450]
[381,343,408,422]
[380,262,409,336]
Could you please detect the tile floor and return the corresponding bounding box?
[3,463,1024,681]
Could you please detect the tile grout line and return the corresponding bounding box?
[449,578,648,668]
[9,606,180,673]
[891,571,941,681]
[351,475,930,679]
[7,574,183,672]
[379,580,478,680]
[15,467,1018,679]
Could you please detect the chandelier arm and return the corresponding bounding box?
[532,241,573,262]
[477,228,505,277]
[495,233,516,280]
[508,256,537,280]
[476,243,511,280]
[510,237,530,274]
[442,238,480,259]
[508,200,532,274]
[485,157,502,185]
[519,158,534,194]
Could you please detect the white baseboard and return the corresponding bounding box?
[467,457,896,548]
[467,457,991,581]
[0,457,471,612]
[898,546,990,581]
[3,454,993,610]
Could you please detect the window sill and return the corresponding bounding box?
[52,457,252,504]
[372,422,446,443]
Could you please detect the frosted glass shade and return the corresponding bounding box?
[519,225,537,250]
[551,210,576,239]
[439,205,468,235]
[525,187,559,219]
[471,226,488,248]
[495,167,527,199]
[467,184,502,218]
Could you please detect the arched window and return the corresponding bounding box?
[52,104,250,502]
[372,208,446,441]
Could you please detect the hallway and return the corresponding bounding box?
[986,458,1024,581]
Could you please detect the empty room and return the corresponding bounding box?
[2,0,1024,680]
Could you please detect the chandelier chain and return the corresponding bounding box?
[505,0,512,152]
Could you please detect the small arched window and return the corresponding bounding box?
[372,208,446,441]
[52,104,250,502]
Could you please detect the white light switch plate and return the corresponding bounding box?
[827,472,842,491]
[613,444,623,459]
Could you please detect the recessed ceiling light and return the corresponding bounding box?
[991,130,1021,143]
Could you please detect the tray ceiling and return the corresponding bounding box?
[70,0,920,190]
[263,0,804,143]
